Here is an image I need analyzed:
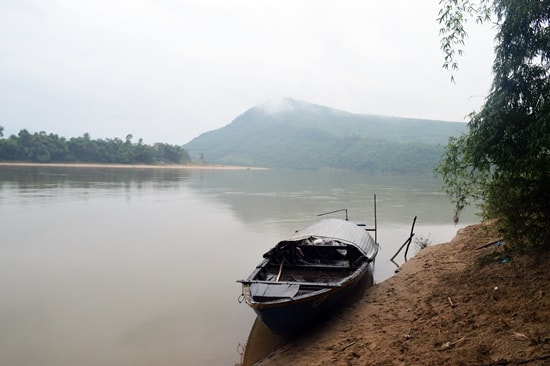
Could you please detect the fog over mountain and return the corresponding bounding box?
[184,98,466,173]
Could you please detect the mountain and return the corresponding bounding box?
[184,98,466,172]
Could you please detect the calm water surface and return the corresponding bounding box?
[0,166,477,365]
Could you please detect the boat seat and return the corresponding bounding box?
[267,263,356,271]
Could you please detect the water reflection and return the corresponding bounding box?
[0,166,192,207]
[0,165,191,189]
[185,169,476,226]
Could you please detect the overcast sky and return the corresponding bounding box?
[0,0,496,144]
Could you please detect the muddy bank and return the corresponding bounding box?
[251,223,549,366]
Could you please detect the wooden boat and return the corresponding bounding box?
[238,217,379,335]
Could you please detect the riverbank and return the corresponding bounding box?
[254,222,549,365]
[0,162,266,170]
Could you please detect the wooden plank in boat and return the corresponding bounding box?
[243,279,342,288]
[251,283,301,298]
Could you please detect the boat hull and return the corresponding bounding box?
[245,263,373,335]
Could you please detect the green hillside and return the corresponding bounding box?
[184,98,466,173]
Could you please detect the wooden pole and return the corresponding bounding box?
[374,194,377,246]
[403,216,417,262]
[275,262,283,282]
[390,216,416,262]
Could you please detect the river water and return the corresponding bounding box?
[0,166,477,365]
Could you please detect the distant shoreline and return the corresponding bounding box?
[0,162,267,170]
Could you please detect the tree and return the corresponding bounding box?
[436,0,550,248]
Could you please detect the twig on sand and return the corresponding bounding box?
[436,336,467,351]
[448,296,455,308]
[341,340,357,351]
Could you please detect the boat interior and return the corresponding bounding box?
[245,238,368,302]
[257,238,366,282]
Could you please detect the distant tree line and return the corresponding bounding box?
[0,127,190,164]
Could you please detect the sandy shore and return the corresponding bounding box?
[0,162,267,170]
[243,223,549,366]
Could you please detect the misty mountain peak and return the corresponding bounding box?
[258,98,299,115]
